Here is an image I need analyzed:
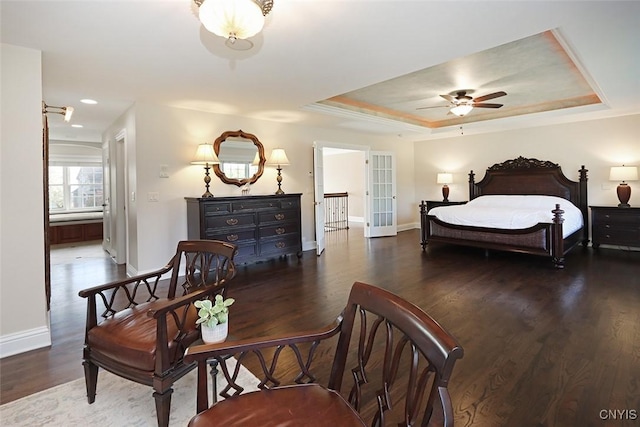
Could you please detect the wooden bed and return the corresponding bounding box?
[420,156,589,268]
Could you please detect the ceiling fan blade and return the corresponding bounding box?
[416,105,448,110]
[473,91,507,103]
[440,94,455,102]
[472,103,503,108]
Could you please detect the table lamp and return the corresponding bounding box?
[437,173,453,202]
[609,165,638,207]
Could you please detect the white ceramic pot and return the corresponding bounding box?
[201,322,228,344]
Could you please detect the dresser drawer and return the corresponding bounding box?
[234,243,258,261]
[232,199,281,212]
[202,203,232,215]
[258,209,298,224]
[205,228,256,244]
[204,213,255,230]
[279,198,300,210]
[259,235,301,257]
[593,229,639,246]
[259,222,300,239]
[593,212,639,225]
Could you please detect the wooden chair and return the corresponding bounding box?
[78,240,237,427]
[185,281,464,426]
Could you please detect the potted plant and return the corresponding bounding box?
[195,294,235,344]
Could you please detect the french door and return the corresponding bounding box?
[365,151,397,238]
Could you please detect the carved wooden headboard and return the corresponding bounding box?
[468,156,589,235]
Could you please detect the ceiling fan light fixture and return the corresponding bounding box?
[197,0,271,41]
[450,104,473,117]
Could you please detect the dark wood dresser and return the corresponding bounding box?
[186,194,303,264]
[590,206,640,249]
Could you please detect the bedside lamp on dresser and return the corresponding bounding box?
[609,165,638,208]
[436,172,453,202]
[591,165,639,249]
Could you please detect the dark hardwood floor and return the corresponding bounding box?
[2,229,639,426]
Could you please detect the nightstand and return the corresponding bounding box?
[419,200,467,250]
[590,206,640,249]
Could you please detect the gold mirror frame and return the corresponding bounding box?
[212,130,265,187]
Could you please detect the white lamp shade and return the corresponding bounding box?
[437,173,453,184]
[199,0,265,40]
[609,166,638,182]
[191,143,220,165]
[450,104,473,117]
[63,106,74,122]
[267,148,290,166]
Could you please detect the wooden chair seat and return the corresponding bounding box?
[87,301,198,372]
[188,383,366,427]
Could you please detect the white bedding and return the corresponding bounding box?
[428,195,583,237]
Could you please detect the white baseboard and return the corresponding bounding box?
[348,216,364,224]
[398,222,420,232]
[0,326,51,358]
[302,241,316,252]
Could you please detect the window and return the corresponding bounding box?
[49,165,103,212]
[221,162,258,180]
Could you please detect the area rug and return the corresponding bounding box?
[0,358,259,426]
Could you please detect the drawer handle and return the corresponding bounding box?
[226,218,239,226]
[275,241,286,249]
[227,234,239,242]
[275,213,285,220]
[275,227,286,235]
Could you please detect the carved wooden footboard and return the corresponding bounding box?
[420,157,588,269]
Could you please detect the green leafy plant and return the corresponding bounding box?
[194,294,235,328]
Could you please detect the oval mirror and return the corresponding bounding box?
[212,130,265,187]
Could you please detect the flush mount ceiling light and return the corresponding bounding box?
[194,0,273,49]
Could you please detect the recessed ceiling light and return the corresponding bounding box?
[80,99,98,104]
[72,124,83,128]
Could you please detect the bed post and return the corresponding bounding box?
[420,201,429,250]
[552,204,565,269]
[579,165,589,247]
[468,170,476,200]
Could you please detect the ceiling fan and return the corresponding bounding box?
[418,90,507,117]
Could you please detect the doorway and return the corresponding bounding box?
[314,141,398,256]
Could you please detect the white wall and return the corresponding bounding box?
[108,102,416,273]
[414,114,640,231]
[324,151,366,220]
[0,44,51,357]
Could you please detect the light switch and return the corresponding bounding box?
[148,192,160,202]
[160,165,169,178]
